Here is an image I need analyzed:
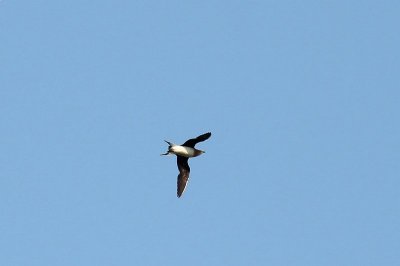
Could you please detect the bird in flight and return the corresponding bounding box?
[161,132,211,198]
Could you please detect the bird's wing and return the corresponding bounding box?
[177,156,190,198]
[182,132,211,148]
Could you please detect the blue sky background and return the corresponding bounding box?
[1,1,399,265]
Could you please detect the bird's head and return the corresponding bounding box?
[194,149,205,156]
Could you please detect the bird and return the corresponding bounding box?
[161,132,211,197]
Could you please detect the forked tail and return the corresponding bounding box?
[161,140,175,156]
[164,140,175,147]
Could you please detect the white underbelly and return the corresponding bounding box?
[171,146,195,157]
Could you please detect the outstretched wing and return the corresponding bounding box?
[182,132,211,148]
[177,156,190,198]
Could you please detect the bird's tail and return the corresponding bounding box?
[164,140,175,147]
[161,140,175,156]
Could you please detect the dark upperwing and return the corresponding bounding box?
[177,156,190,197]
[182,132,211,148]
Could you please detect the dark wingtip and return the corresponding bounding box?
[199,132,212,140]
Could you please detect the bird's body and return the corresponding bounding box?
[164,144,203,158]
[169,145,196,157]
[162,132,211,198]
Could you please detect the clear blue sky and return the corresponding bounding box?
[1,1,399,265]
